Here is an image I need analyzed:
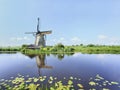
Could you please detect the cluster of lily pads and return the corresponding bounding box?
[0,74,120,90]
[88,74,120,90]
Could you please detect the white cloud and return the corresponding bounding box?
[60,37,65,41]
[57,37,67,44]
[48,37,67,45]
[53,37,65,42]
[71,37,81,45]
[10,36,30,41]
[97,35,120,45]
[71,37,80,41]
[48,37,82,45]
[48,35,120,46]
[98,35,107,40]
[108,37,120,45]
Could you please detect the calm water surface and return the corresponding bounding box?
[0,53,120,89]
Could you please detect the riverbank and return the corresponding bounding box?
[0,44,120,54]
[0,47,20,52]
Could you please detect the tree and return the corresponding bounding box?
[54,43,64,49]
[80,44,83,46]
[87,44,95,47]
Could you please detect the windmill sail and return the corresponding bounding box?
[37,18,40,32]
[40,31,52,35]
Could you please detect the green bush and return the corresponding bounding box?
[22,44,28,48]
[54,43,64,49]
[87,44,95,47]
[50,47,57,52]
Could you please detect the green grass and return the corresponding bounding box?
[0,46,20,52]
[73,45,120,54]
[21,45,120,54]
[1,44,120,54]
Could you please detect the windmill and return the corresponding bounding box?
[25,18,52,48]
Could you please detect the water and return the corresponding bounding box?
[0,53,120,89]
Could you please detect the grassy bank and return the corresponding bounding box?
[72,45,120,54]
[21,44,120,54]
[0,47,20,52]
[1,44,120,54]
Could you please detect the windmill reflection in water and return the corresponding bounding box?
[26,54,53,76]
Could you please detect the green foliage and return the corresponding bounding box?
[54,43,64,49]
[64,47,75,52]
[20,44,120,54]
[0,46,20,52]
[87,44,95,47]
[28,83,38,90]
[0,74,120,90]
[73,45,120,54]
[49,47,56,52]
[1,44,120,54]
[22,44,28,48]
[80,44,83,46]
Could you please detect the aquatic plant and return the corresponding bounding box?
[0,74,120,90]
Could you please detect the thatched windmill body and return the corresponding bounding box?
[25,18,52,48]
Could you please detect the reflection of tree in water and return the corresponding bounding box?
[57,54,64,60]
[52,53,74,60]
[24,54,52,76]
[51,53,64,60]
[46,53,50,56]
[66,53,74,56]
[52,53,58,57]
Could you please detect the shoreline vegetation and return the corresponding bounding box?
[0,43,120,54]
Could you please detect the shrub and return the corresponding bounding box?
[22,44,28,48]
[54,43,64,49]
[50,47,57,52]
[87,44,95,47]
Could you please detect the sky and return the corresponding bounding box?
[0,0,120,46]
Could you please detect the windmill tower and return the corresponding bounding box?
[25,18,52,48]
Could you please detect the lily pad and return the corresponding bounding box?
[28,83,38,90]
[96,74,104,80]
[49,76,53,81]
[111,81,119,85]
[68,80,73,85]
[89,81,96,86]
[33,78,39,82]
[70,76,73,80]
[103,88,110,90]
[77,83,84,88]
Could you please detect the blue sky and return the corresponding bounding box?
[0,0,120,46]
